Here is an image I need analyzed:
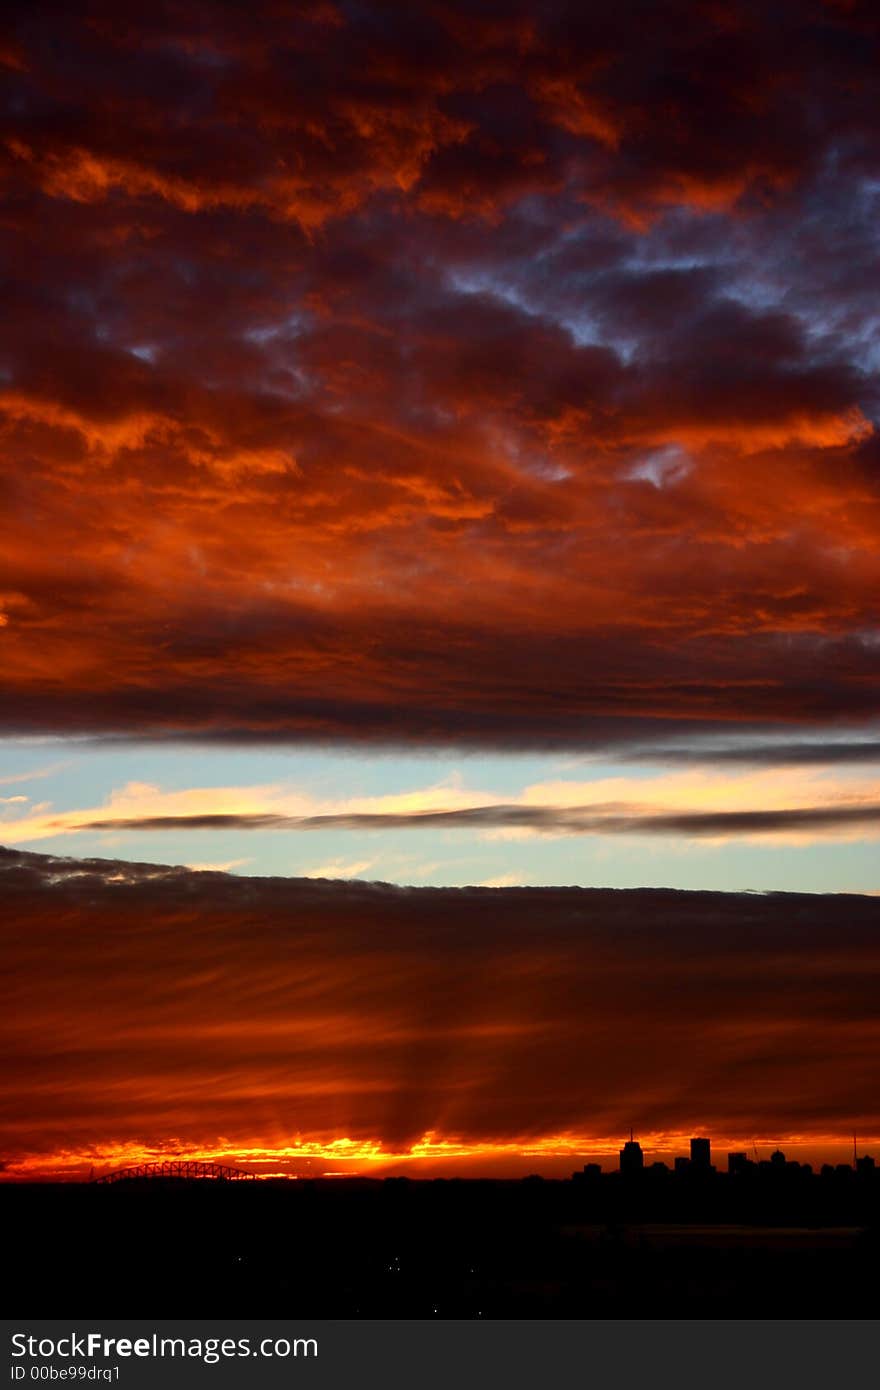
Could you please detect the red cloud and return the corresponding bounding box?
[0,0,879,746]
[2,846,878,1177]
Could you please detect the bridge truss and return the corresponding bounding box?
[92,1159,256,1183]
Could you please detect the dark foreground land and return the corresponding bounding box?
[5,1169,879,1317]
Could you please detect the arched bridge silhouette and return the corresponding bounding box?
[92,1160,256,1183]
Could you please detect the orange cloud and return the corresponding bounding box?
[2,846,878,1179]
[1,0,879,751]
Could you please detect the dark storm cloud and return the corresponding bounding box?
[2,844,878,1171]
[1,0,879,748]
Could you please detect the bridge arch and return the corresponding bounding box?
[92,1159,256,1183]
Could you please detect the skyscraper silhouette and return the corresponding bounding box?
[619,1133,644,1173]
[690,1137,712,1171]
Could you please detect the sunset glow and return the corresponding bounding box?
[3,849,879,1181]
[3,0,880,1185]
[12,1131,877,1184]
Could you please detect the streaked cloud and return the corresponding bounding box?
[64,801,880,840]
[183,857,252,874]
[300,857,377,880]
[2,844,877,1178]
[4,765,880,847]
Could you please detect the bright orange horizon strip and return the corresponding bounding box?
[7,1131,878,1182]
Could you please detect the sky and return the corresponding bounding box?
[4,845,879,1179]
[2,0,880,1177]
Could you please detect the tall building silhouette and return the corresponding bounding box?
[690,1136,712,1171]
[619,1133,644,1173]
